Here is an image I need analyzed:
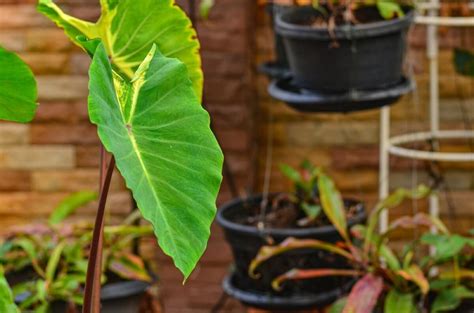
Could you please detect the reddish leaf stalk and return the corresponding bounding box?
[83,149,115,313]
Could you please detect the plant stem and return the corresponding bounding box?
[83,149,115,313]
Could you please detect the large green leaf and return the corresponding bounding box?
[0,46,38,123]
[88,43,223,279]
[37,0,203,100]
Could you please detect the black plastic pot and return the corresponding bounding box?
[259,4,291,79]
[223,271,355,311]
[217,194,366,309]
[52,280,150,313]
[16,280,150,313]
[269,75,413,113]
[276,6,414,91]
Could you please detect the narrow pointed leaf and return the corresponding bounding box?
[109,253,152,282]
[37,0,203,99]
[272,268,362,290]
[364,185,430,253]
[343,274,384,313]
[249,237,353,278]
[48,191,97,225]
[317,172,348,241]
[88,44,223,279]
[0,46,38,123]
[398,265,429,294]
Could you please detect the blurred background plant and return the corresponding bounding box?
[0,192,154,312]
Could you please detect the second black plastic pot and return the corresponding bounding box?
[217,194,366,308]
[50,280,151,313]
[276,6,414,92]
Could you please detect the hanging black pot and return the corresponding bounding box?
[258,4,291,79]
[275,6,414,92]
[217,193,366,310]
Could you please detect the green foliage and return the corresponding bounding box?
[1,194,154,311]
[279,161,353,232]
[0,46,38,123]
[384,289,416,313]
[317,172,348,242]
[200,0,215,18]
[0,266,19,313]
[88,43,223,279]
[37,0,224,280]
[251,186,474,313]
[48,191,97,226]
[377,0,405,19]
[421,233,474,263]
[37,0,203,100]
[431,286,474,313]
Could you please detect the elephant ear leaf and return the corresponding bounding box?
[37,0,203,100]
[0,46,38,123]
[88,43,223,279]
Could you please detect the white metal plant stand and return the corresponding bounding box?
[378,0,474,233]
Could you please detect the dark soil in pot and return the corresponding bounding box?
[276,6,414,92]
[217,193,366,301]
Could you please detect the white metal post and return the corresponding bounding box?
[379,106,391,233]
[427,0,440,241]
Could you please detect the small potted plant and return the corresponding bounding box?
[275,0,414,91]
[1,192,156,313]
[251,185,474,312]
[217,161,366,310]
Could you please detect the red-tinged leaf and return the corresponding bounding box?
[272,268,363,291]
[387,213,449,235]
[398,265,429,294]
[343,274,384,313]
[317,172,348,242]
[364,186,431,254]
[249,237,354,278]
[109,253,152,282]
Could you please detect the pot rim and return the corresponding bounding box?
[216,193,366,238]
[222,271,355,309]
[275,6,415,40]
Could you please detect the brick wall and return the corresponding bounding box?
[1,1,473,313]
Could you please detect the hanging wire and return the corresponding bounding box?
[405,41,421,239]
[258,102,275,233]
